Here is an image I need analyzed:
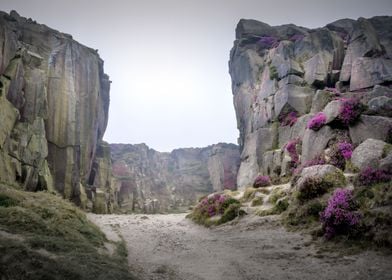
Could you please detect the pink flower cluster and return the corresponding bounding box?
[253,175,271,188]
[320,188,360,239]
[303,154,326,168]
[338,142,353,160]
[257,36,279,48]
[280,111,298,127]
[197,194,228,217]
[285,138,300,165]
[338,98,362,126]
[357,167,392,186]
[307,112,327,131]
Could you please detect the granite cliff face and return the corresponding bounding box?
[229,17,392,188]
[111,143,240,213]
[0,11,112,211]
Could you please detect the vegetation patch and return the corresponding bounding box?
[253,175,271,188]
[320,188,361,239]
[307,112,327,131]
[187,193,245,227]
[297,176,334,202]
[0,184,135,280]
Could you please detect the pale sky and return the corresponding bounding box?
[1,0,392,151]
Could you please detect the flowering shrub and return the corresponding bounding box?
[338,98,363,126]
[285,138,301,165]
[357,167,392,186]
[307,112,327,131]
[188,194,242,226]
[326,141,352,170]
[257,36,279,48]
[338,142,353,160]
[253,175,271,188]
[303,154,326,168]
[320,188,360,239]
[289,34,305,42]
[279,111,298,127]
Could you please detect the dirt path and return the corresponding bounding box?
[88,213,391,280]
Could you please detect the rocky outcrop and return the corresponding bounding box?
[229,17,392,188]
[111,143,240,213]
[0,11,112,210]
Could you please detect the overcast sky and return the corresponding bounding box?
[1,0,392,151]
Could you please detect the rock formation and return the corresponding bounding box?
[0,11,113,211]
[111,143,240,213]
[229,17,392,188]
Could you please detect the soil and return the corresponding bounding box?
[88,213,392,280]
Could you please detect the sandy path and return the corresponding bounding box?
[88,213,391,280]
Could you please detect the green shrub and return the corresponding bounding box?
[187,193,244,226]
[297,177,332,202]
[251,196,264,207]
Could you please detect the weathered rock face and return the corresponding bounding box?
[0,11,112,209]
[229,17,392,188]
[111,143,240,213]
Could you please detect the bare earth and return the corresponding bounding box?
[88,213,391,280]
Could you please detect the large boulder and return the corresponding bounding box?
[310,90,334,113]
[350,57,392,91]
[274,84,314,117]
[340,17,384,84]
[301,125,336,162]
[351,138,387,169]
[235,19,277,39]
[295,164,346,201]
[349,115,392,145]
[367,96,392,117]
[322,100,342,123]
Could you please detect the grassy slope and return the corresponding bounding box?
[0,184,136,280]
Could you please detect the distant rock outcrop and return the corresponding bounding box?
[110,143,240,213]
[229,16,392,188]
[0,11,112,212]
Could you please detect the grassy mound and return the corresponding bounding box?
[187,193,245,227]
[0,184,135,280]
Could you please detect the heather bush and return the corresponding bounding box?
[188,194,242,226]
[279,111,298,127]
[320,188,360,239]
[253,175,271,188]
[307,112,327,131]
[302,154,326,168]
[285,138,301,165]
[257,36,279,48]
[338,97,363,126]
[327,144,346,170]
[357,167,392,186]
[338,141,353,160]
[289,34,305,42]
